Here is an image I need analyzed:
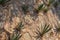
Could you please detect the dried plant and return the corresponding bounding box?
[35,24,51,40]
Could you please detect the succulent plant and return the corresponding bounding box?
[10,32,22,40]
[10,22,23,40]
[35,4,44,13]
[35,24,51,40]
[15,22,24,32]
[4,22,24,40]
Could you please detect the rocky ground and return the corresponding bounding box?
[0,0,60,40]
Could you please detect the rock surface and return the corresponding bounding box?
[0,0,60,40]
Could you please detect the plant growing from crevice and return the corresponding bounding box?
[21,4,29,14]
[34,4,44,13]
[0,0,10,6]
[35,24,51,40]
[10,22,24,40]
[10,32,22,40]
[2,22,24,40]
[43,0,54,12]
[34,0,55,14]
[15,22,24,32]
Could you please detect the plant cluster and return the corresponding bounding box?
[2,22,24,40]
[34,0,55,13]
[10,32,22,40]
[10,22,24,40]
[21,0,58,15]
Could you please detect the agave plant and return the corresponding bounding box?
[21,4,29,14]
[10,32,22,40]
[35,24,51,40]
[34,4,44,13]
[15,22,24,32]
[34,0,55,13]
[0,0,10,6]
[10,22,24,40]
